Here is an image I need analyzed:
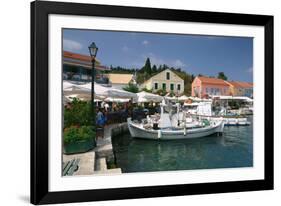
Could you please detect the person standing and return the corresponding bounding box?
[96,108,105,139]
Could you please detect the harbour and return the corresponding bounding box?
[61,31,254,176]
[112,116,253,173]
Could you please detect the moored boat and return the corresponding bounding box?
[127,117,224,140]
[183,101,251,126]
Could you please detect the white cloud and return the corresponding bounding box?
[63,39,82,51]
[121,45,129,52]
[173,59,186,67]
[142,40,149,46]
[246,67,253,73]
[143,53,186,68]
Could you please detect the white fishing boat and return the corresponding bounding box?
[183,101,251,126]
[127,117,224,140]
[216,108,250,126]
[127,101,224,140]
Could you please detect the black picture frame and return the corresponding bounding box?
[31,0,274,204]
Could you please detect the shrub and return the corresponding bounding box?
[64,98,93,128]
[64,125,95,144]
[123,83,139,93]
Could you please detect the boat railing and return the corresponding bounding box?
[189,113,246,119]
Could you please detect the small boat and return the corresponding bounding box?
[239,107,253,115]
[127,117,224,140]
[184,102,251,126]
[221,117,250,126]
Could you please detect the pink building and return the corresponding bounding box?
[192,76,230,98]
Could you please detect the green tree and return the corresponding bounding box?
[123,83,139,93]
[217,72,228,80]
[173,70,192,96]
[162,64,168,70]
[64,98,92,128]
[140,58,152,74]
[191,74,195,82]
[155,89,167,96]
[136,72,150,84]
[141,88,153,93]
[152,64,157,74]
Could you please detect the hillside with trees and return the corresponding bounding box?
[137,58,193,95]
[105,57,196,95]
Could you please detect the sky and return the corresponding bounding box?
[63,29,253,82]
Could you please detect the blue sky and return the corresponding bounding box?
[63,29,253,82]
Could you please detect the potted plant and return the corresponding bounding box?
[63,98,96,154]
[63,125,95,154]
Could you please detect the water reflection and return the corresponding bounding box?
[112,116,253,173]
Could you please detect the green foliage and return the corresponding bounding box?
[104,65,136,74]
[152,65,157,73]
[64,125,95,144]
[136,58,153,84]
[106,159,117,169]
[139,58,152,74]
[123,83,139,93]
[136,72,151,84]
[191,74,195,82]
[167,91,175,97]
[155,89,167,96]
[217,72,228,80]
[103,58,195,95]
[173,69,192,96]
[141,88,153,93]
[64,98,92,128]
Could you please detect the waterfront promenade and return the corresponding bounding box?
[63,123,128,176]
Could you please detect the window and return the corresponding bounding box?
[154,82,158,90]
[177,84,181,91]
[166,72,170,80]
[206,88,209,94]
[162,83,166,91]
[216,88,220,95]
[170,83,174,91]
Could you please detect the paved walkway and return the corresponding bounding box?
[63,151,95,176]
[63,122,128,176]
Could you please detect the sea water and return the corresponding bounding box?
[112,116,253,173]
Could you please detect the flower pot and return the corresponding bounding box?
[63,139,95,154]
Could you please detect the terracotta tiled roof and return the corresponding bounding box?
[197,76,229,86]
[63,51,100,64]
[108,73,133,84]
[228,81,253,88]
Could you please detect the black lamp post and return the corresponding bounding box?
[88,42,98,135]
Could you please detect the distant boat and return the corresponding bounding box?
[183,101,251,126]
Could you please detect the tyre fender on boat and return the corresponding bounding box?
[158,130,161,139]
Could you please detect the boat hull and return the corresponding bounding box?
[214,117,250,126]
[127,118,224,140]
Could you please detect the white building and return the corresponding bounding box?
[140,69,184,95]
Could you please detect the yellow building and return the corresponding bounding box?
[107,73,135,90]
[140,69,184,94]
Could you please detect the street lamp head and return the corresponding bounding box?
[88,42,98,58]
